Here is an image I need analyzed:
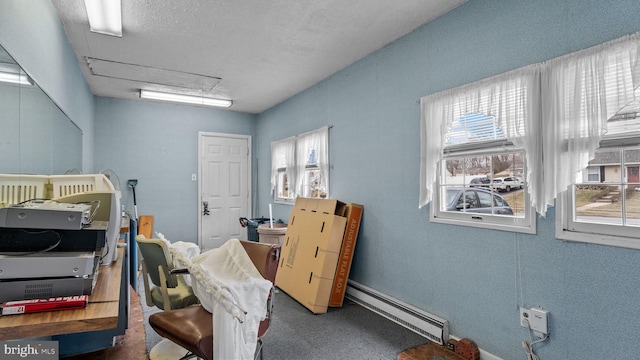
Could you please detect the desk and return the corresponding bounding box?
[0,247,125,340]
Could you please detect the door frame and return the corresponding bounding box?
[197,131,252,248]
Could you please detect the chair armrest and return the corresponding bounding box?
[170,268,190,275]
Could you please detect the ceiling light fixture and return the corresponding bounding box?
[84,0,122,37]
[0,63,33,86]
[0,71,33,86]
[140,90,233,108]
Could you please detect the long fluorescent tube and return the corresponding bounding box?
[0,63,33,86]
[84,0,122,37]
[0,71,32,86]
[140,90,233,108]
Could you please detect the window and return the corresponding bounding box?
[420,31,640,243]
[271,126,329,204]
[551,33,640,249]
[586,167,601,182]
[437,149,531,230]
[420,69,539,233]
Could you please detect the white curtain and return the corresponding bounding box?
[419,66,542,212]
[420,32,640,217]
[270,136,296,195]
[541,32,640,213]
[294,126,329,197]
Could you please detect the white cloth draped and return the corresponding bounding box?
[185,238,272,360]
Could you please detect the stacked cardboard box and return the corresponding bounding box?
[329,202,363,307]
[275,198,363,314]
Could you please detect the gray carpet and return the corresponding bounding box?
[140,284,428,360]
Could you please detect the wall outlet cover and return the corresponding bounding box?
[520,307,548,335]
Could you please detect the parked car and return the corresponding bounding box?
[470,177,490,187]
[445,187,514,215]
[491,176,522,192]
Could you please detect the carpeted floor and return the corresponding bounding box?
[142,286,431,360]
[60,283,443,360]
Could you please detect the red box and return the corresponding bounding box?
[2,295,88,315]
[329,203,363,307]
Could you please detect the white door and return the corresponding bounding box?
[198,132,251,251]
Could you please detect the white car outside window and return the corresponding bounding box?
[491,176,522,192]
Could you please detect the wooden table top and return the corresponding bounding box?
[0,247,124,340]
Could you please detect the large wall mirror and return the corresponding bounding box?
[0,44,82,175]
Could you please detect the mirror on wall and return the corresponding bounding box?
[0,44,82,175]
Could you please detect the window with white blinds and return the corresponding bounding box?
[420,68,538,233]
[421,31,640,243]
[551,33,640,249]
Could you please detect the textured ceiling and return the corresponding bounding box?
[52,0,466,114]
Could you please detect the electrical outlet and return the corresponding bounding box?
[520,307,548,335]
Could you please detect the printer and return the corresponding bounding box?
[0,174,118,303]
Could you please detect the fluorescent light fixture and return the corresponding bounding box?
[140,90,233,108]
[84,0,122,37]
[0,63,33,85]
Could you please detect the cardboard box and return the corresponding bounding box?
[329,203,363,307]
[275,198,348,314]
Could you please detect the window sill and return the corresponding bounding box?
[430,213,536,234]
[555,221,640,250]
[555,192,640,250]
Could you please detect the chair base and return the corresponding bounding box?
[149,339,196,360]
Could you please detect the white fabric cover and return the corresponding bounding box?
[187,238,272,360]
[155,231,201,286]
[168,241,200,286]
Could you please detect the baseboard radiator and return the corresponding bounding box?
[345,280,449,345]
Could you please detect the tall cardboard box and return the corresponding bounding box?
[275,198,347,314]
[329,203,363,307]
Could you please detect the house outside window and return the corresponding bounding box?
[564,147,640,242]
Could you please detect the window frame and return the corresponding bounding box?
[548,32,640,250]
[430,146,536,234]
[420,67,541,234]
[274,166,295,204]
[556,144,640,250]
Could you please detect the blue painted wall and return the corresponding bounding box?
[256,0,640,359]
[93,97,257,242]
[4,0,640,358]
[0,0,95,171]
